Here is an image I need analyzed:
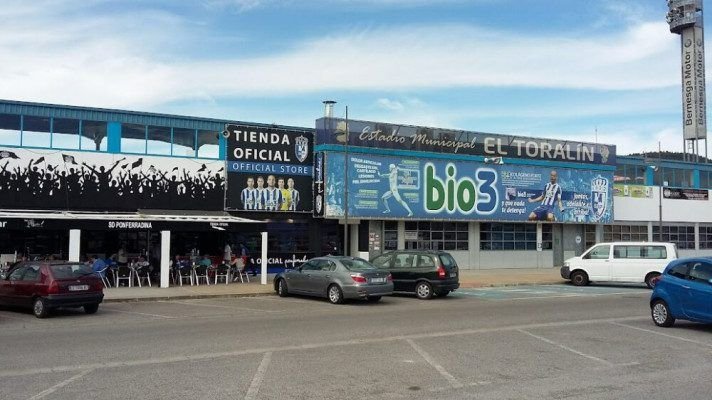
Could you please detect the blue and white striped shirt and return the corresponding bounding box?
[288,188,300,211]
[241,187,257,210]
[263,187,283,211]
[542,182,562,206]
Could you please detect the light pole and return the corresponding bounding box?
[646,141,663,241]
[343,106,349,257]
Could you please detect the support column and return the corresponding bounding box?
[648,221,654,242]
[695,223,700,250]
[160,230,170,288]
[261,231,268,285]
[350,223,359,257]
[469,222,478,270]
[68,229,81,262]
[397,221,405,250]
[595,224,604,244]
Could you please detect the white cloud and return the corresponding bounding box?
[0,1,685,111]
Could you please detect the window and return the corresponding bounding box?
[480,223,550,251]
[701,226,712,249]
[22,265,40,281]
[585,225,597,249]
[341,258,375,271]
[613,245,667,259]
[584,245,610,260]
[300,260,319,271]
[0,113,21,145]
[615,164,647,185]
[668,263,689,279]
[405,221,468,251]
[122,124,146,153]
[8,266,27,281]
[197,130,219,158]
[48,263,93,279]
[173,128,196,157]
[652,225,695,249]
[688,262,712,283]
[52,118,80,149]
[314,259,336,271]
[81,120,107,151]
[417,255,436,268]
[439,254,457,268]
[701,171,712,190]
[370,254,392,268]
[384,221,398,251]
[394,253,415,268]
[147,125,171,155]
[22,116,51,147]
[603,225,648,242]
[653,167,693,188]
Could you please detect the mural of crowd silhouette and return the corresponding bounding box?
[0,152,225,211]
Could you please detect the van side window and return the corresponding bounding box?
[584,245,610,260]
[642,246,667,259]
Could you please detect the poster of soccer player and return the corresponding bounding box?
[224,124,313,212]
[324,152,613,223]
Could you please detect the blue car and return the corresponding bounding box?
[650,257,712,327]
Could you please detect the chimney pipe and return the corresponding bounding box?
[323,100,336,118]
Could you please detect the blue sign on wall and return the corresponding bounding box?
[325,153,613,223]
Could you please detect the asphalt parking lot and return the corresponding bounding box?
[1,284,711,400]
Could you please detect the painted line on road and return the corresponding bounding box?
[100,307,176,319]
[516,329,614,366]
[406,339,463,389]
[158,300,285,313]
[455,292,647,301]
[244,352,272,400]
[0,315,648,379]
[610,321,712,348]
[27,369,93,400]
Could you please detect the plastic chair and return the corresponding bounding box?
[214,264,231,285]
[96,267,112,288]
[135,265,152,287]
[177,266,194,286]
[194,265,210,285]
[115,265,133,287]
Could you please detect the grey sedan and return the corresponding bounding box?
[274,257,393,304]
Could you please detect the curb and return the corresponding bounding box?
[103,291,275,303]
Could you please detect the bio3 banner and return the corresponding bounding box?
[324,153,613,223]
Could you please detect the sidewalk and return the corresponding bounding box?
[103,268,565,303]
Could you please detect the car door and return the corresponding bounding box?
[580,244,611,281]
[683,261,712,321]
[392,253,417,292]
[297,260,323,294]
[14,264,41,308]
[307,260,334,296]
[1,266,27,306]
[286,260,314,293]
[610,245,640,282]
[415,254,438,281]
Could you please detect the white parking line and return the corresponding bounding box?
[101,307,175,319]
[158,300,285,313]
[406,339,463,388]
[610,321,712,348]
[27,369,93,400]
[244,352,272,400]
[517,329,614,366]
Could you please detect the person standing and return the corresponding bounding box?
[287,178,300,211]
[254,176,266,210]
[263,175,283,211]
[278,177,291,211]
[241,177,257,210]
[240,242,256,276]
[223,242,232,265]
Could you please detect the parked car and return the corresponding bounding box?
[650,257,712,327]
[560,242,677,288]
[0,261,104,318]
[370,251,459,299]
[273,256,393,304]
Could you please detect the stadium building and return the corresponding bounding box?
[1,99,711,282]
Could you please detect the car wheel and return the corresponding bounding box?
[570,270,589,287]
[84,304,99,314]
[651,300,675,327]
[437,290,450,297]
[645,272,661,289]
[277,279,289,297]
[415,281,433,300]
[327,284,344,304]
[367,296,381,303]
[33,297,49,319]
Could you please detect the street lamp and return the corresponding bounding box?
[645,141,663,241]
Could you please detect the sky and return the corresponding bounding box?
[0,0,706,155]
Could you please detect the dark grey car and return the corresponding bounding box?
[273,256,394,304]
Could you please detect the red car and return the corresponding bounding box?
[0,261,104,318]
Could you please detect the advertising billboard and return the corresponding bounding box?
[681,25,707,140]
[324,152,613,223]
[316,118,616,166]
[613,184,653,198]
[224,124,313,212]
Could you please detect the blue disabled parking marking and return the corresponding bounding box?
[452,284,650,300]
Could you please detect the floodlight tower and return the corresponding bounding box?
[667,0,707,163]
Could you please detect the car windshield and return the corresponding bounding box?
[50,263,94,279]
[340,258,377,271]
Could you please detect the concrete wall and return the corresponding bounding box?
[615,187,712,223]
[476,251,554,269]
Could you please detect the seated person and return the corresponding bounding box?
[91,255,107,277]
[199,255,213,267]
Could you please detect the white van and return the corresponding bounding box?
[560,242,678,288]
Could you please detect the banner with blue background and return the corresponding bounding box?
[325,153,613,223]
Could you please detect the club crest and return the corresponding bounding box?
[295,135,309,163]
[591,176,609,221]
